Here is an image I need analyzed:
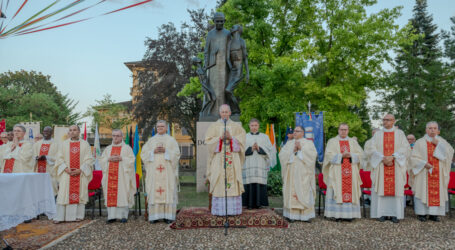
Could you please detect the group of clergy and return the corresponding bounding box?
[1,107,453,225]
[0,122,181,224]
[205,106,454,224]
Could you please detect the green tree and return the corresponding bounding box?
[378,0,455,142]
[84,94,132,132]
[182,0,405,142]
[0,70,80,130]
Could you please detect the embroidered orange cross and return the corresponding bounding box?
[156,187,165,195]
[156,165,165,173]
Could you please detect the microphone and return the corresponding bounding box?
[223,118,228,124]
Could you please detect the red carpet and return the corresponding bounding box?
[170,207,289,230]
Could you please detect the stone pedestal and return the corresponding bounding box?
[196,121,212,192]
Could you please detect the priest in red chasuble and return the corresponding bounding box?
[365,114,410,223]
[141,120,180,224]
[322,123,364,221]
[410,121,454,222]
[54,125,94,222]
[1,124,34,173]
[100,129,136,223]
[33,126,59,195]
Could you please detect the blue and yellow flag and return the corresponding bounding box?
[133,125,142,179]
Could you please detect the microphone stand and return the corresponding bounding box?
[223,118,228,236]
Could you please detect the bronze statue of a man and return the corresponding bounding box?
[203,12,231,119]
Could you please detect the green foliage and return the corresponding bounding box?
[377,0,455,142]
[267,170,283,196]
[84,94,131,132]
[0,70,80,130]
[212,0,405,143]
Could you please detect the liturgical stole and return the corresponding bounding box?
[69,142,81,204]
[339,140,352,203]
[3,143,22,173]
[426,142,440,206]
[107,146,122,207]
[383,132,395,196]
[37,144,50,173]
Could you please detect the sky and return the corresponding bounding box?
[0,0,454,125]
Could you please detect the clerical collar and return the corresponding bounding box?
[18,139,25,143]
[156,133,166,137]
[250,132,259,135]
[112,142,123,146]
[70,138,80,141]
[383,127,395,132]
[337,135,349,141]
[43,139,53,143]
[424,134,439,142]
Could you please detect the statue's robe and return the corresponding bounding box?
[365,127,410,219]
[54,139,94,222]
[242,132,273,209]
[1,140,34,173]
[410,135,454,216]
[100,142,136,220]
[322,136,364,219]
[204,28,230,116]
[33,139,59,195]
[280,138,317,221]
[141,134,180,221]
[205,119,246,216]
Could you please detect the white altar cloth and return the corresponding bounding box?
[0,173,56,231]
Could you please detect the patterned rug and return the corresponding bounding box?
[0,218,92,249]
[170,207,289,230]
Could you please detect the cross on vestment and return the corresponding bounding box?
[156,165,165,173]
[156,186,165,195]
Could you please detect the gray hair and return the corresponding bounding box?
[112,129,123,136]
[156,120,167,126]
[219,104,231,113]
[338,123,349,129]
[426,121,439,130]
[13,124,26,132]
[295,125,304,131]
[249,118,260,124]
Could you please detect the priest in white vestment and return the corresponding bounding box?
[410,121,454,222]
[323,123,364,221]
[205,104,246,216]
[365,114,410,223]
[242,118,273,209]
[141,120,180,223]
[1,124,34,173]
[100,129,136,223]
[54,125,94,222]
[280,126,317,222]
[33,126,59,195]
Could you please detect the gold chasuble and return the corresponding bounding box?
[280,138,317,221]
[205,119,246,216]
[141,134,180,221]
[410,135,454,215]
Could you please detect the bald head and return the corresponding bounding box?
[219,104,231,120]
[382,114,395,129]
